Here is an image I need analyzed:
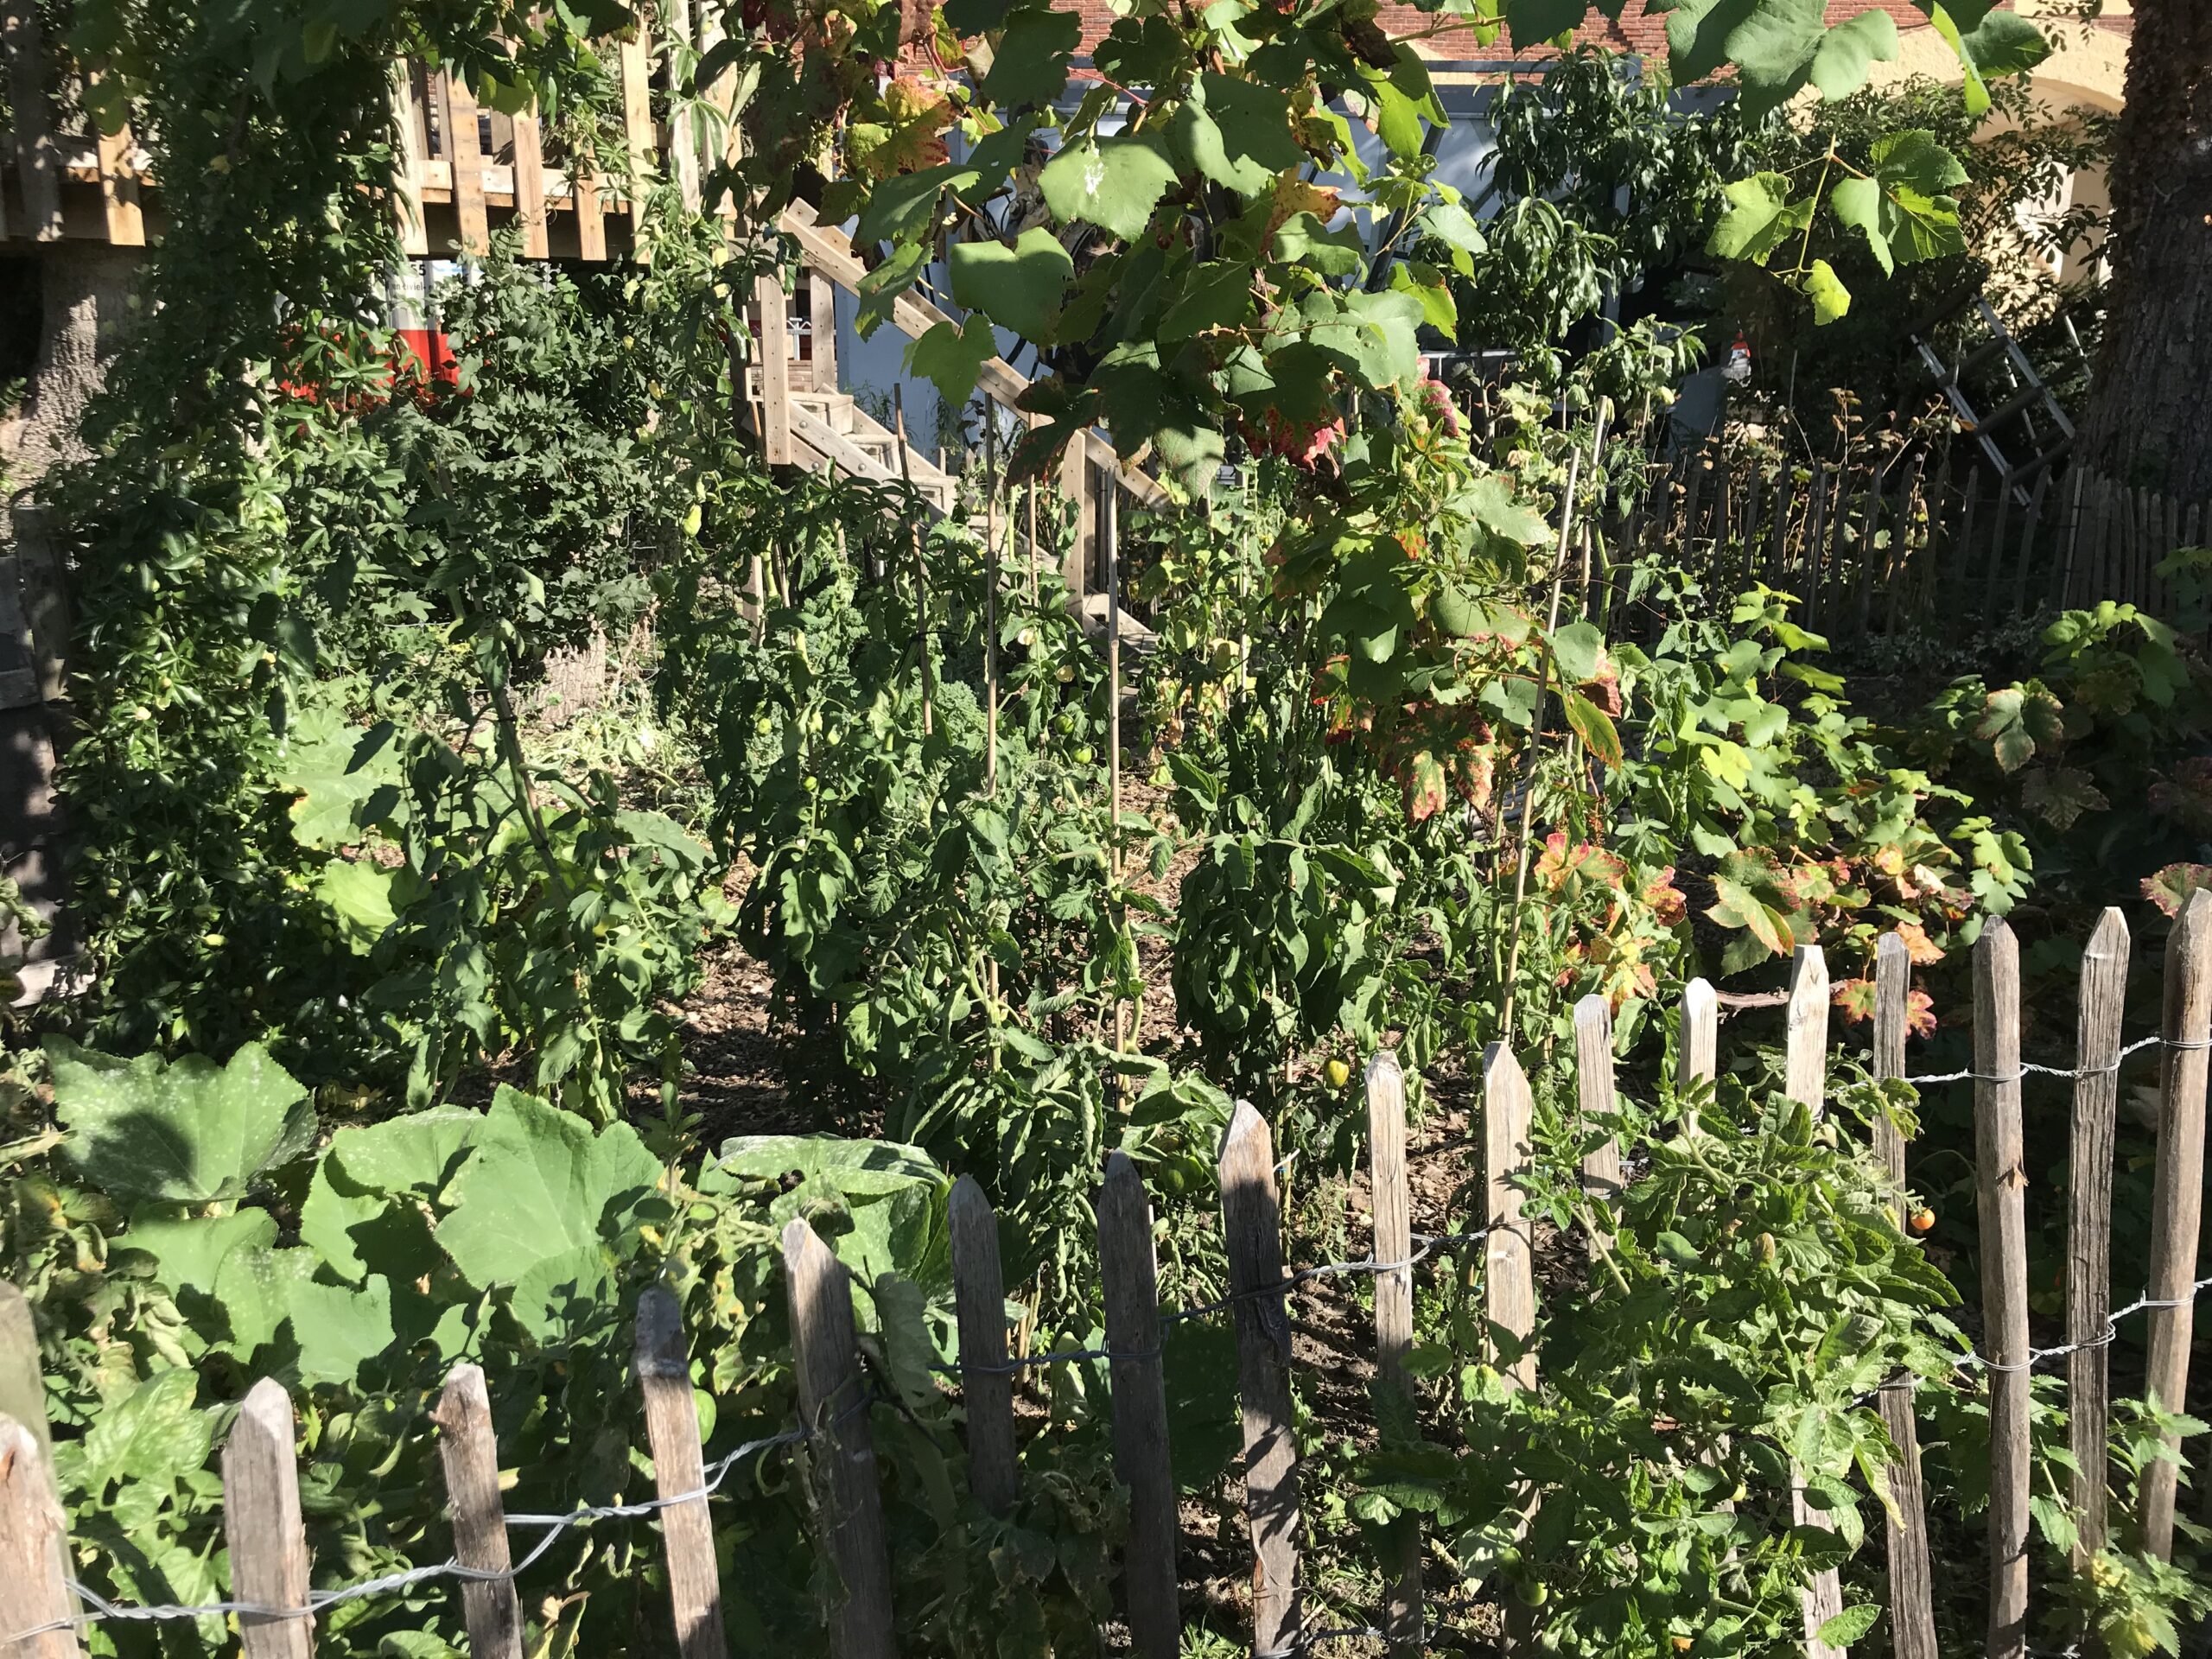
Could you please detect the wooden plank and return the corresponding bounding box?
[1573,995,1620,1256]
[1766,474,1792,582]
[1975,918,2031,1658]
[1679,977,1717,1132]
[574,156,607,260]
[3,0,62,241]
[390,64,429,257]
[1482,1044,1536,1389]
[756,271,791,467]
[782,1223,897,1658]
[445,71,490,253]
[949,1176,1018,1516]
[1921,451,1953,623]
[2056,467,2086,611]
[1955,474,1983,620]
[2141,889,2212,1560]
[510,111,550,259]
[663,0,702,211]
[1060,444,1092,601]
[2011,467,2050,617]
[810,270,839,391]
[0,1414,79,1659]
[635,1286,727,1659]
[1985,480,2014,626]
[223,1378,315,1659]
[434,1363,524,1659]
[0,1284,51,1478]
[1219,1102,1304,1656]
[1364,1052,1421,1655]
[1871,933,1938,1659]
[620,28,654,233]
[1784,945,1828,1116]
[1802,469,1830,625]
[91,100,143,247]
[1096,1153,1179,1659]
[2068,908,2129,1567]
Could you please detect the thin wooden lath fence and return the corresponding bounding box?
[4,892,2212,1657]
[1607,447,2208,641]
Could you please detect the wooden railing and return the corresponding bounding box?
[6,894,2210,1656]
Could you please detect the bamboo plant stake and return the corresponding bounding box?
[892,385,931,736]
[1976,918,2031,1659]
[2069,908,2129,1565]
[2142,888,2212,1560]
[1364,1052,1422,1654]
[1104,480,1128,1058]
[1872,933,1938,1659]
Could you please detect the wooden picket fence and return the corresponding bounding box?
[3,892,2212,1658]
[1606,446,2208,642]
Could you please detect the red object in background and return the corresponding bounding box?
[396,328,460,385]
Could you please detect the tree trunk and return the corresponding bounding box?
[2082,3,2212,496]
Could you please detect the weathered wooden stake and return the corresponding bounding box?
[2068,908,2129,1567]
[949,1176,1019,1516]
[1872,933,1938,1659]
[1096,1153,1179,1659]
[2142,889,2212,1560]
[224,1378,315,1659]
[1782,946,1844,1657]
[434,1363,524,1659]
[1975,919,2031,1657]
[983,416,1001,796]
[0,1410,79,1659]
[782,1223,897,1659]
[1679,977,1717,1133]
[892,385,931,737]
[1365,1052,1422,1654]
[1220,1103,1304,1657]
[636,1285,728,1659]
[1573,995,1620,1257]
[1482,1045,1536,1389]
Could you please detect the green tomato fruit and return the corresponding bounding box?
[1515,1580,1549,1608]
[1325,1058,1351,1088]
[1072,744,1094,766]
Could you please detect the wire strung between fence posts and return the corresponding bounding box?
[1899,1031,2210,1089]
[4,1402,864,1643]
[931,1229,1497,1378]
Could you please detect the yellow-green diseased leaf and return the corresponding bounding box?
[435,1085,662,1291]
[1548,620,1606,683]
[1800,258,1851,324]
[1507,0,1586,51]
[288,1276,394,1386]
[82,1370,213,1491]
[1405,748,1449,823]
[1160,262,1255,341]
[1808,8,1898,99]
[978,8,1080,106]
[906,319,999,405]
[853,162,978,249]
[1390,260,1457,332]
[1957,6,2048,77]
[48,1038,315,1206]
[318,857,394,951]
[1341,289,1425,390]
[1562,690,1624,768]
[1709,876,1792,958]
[2021,765,2107,830]
[1707,172,1810,266]
[948,229,1072,341]
[1816,1605,1883,1649]
[1829,175,1891,275]
[1039,135,1178,241]
[1469,474,1554,547]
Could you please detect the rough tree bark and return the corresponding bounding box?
[2082,3,2212,497]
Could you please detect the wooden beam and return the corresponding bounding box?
[3,0,63,241]
[444,71,489,254]
[509,111,549,258]
[390,63,429,257]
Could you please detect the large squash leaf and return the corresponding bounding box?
[49,1039,316,1206]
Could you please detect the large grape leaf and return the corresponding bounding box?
[1808,9,1900,99]
[1039,135,1178,241]
[979,8,1080,107]
[50,1039,316,1206]
[906,319,1000,404]
[1706,173,1811,265]
[435,1086,661,1291]
[949,229,1072,340]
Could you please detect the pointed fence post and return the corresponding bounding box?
[1365,1053,1422,1654]
[950,1176,1019,1516]
[782,1224,896,1659]
[2068,910,2129,1567]
[2142,890,2212,1560]
[636,1286,728,1659]
[1975,919,2031,1658]
[1573,996,1620,1258]
[1783,947,1845,1658]
[224,1379,315,1659]
[1220,1103,1304,1657]
[1872,934,1938,1659]
[0,1408,79,1659]
[1679,978,1717,1133]
[1482,1045,1536,1390]
[434,1363,524,1659]
[1096,1153,1179,1659]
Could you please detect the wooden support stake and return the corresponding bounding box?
[1573,995,1620,1256]
[1364,1053,1422,1655]
[1872,933,1938,1659]
[510,112,550,260]
[619,27,654,237]
[434,1363,524,1659]
[3,0,62,242]
[1956,475,1983,620]
[892,386,931,737]
[224,1379,315,1659]
[1679,977,1717,1132]
[2068,908,2129,1567]
[1220,1103,1304,1657]
[91,99,143,248]
[756,270,791,467]
[1105,480,1122,880]
[1975,919,2031,1657]
[634,1287,726,1659]
[783,1224,897,1659]
[2012,468,2050,617]
[1096,1153,1179,1659]
[949,1176,1018,1516]
[2057,467,2087,612]
[445,71,490,255]
[390,66,429,257]
[1482,1044,1536,1389]
[1783,946,1844,1657]
[2142,889,2212,1560]
[0,1413,79,1659]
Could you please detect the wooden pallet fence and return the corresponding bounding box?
[9,893,2212,1658]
